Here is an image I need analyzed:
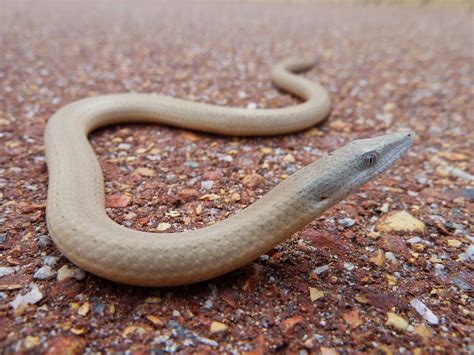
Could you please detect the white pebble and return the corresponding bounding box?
[57,265,85,281]
[219,155,233,162]
[201,180,214,190]
[117,143,131,150]
[407,236,424,244]
[10,283,43,309]
[43,255,59,266]
[440,165,474,181]
[458,244,474,262]
[0,266,17,277]
[344,262,355,271]
[238,91,247,99]
[314,265,329,275]
[338,218,355,227]
[434,264,446,277]
[410,298,439,325]
[33,265,56,279]
[385,252,397,262]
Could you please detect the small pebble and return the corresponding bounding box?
[122,325,147,337]
[124,212,137,220]
[183,161,199,168]
[0,266,16,277]
[309,287,325,301]
[407,236,424,244]
[283,153,295,163]
[117,143,131,150]
[458,244,474,262]
[338,218,355,227]
[201,180,214,190]
[157,223,172,232]
[376,211,426,233]
[452,273,472,292]
[57,265,85,281]
[410,299,439,325]
[386,312,409,332]
[313,265,329,275]
[385,252,397,262]
[197,336,218,347]
[210,321,228,334]
[134,167,155,177]
[43,255,59,266]
[242,173,263,189]
[106,194,131,208]
[33,265,56,279]
[380,203,390,213]
[92,300,105,316]
[23,335,40,349]
[37,235,52,247]
[219,155,233,162]
[167,210,181,217]
[343,262,355,270]
[146,314,163,326]
[369,249,386,266]
[10,283,43,309]
[78,302,90,316]
[202,299,214,310]
[434,264,446,277]
[437,165,474,181]
[447,239,462,248]
[183,339,194,346]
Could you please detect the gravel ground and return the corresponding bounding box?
[1,1,473,353]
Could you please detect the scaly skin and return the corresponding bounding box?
[44,58,414,286]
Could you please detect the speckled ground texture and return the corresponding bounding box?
[1,1,473,353]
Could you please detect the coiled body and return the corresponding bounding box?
[45,58,334,286]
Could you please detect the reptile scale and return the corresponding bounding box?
[45,58,414,286]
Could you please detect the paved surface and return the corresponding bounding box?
[1,1,473,353]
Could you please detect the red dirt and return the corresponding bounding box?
[1,1,472,353]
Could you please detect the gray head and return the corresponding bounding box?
[302,131,415,208]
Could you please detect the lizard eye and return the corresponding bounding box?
[362,151,379,168]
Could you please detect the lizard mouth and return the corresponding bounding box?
[341,131,415,197]
[371,134,413,179]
